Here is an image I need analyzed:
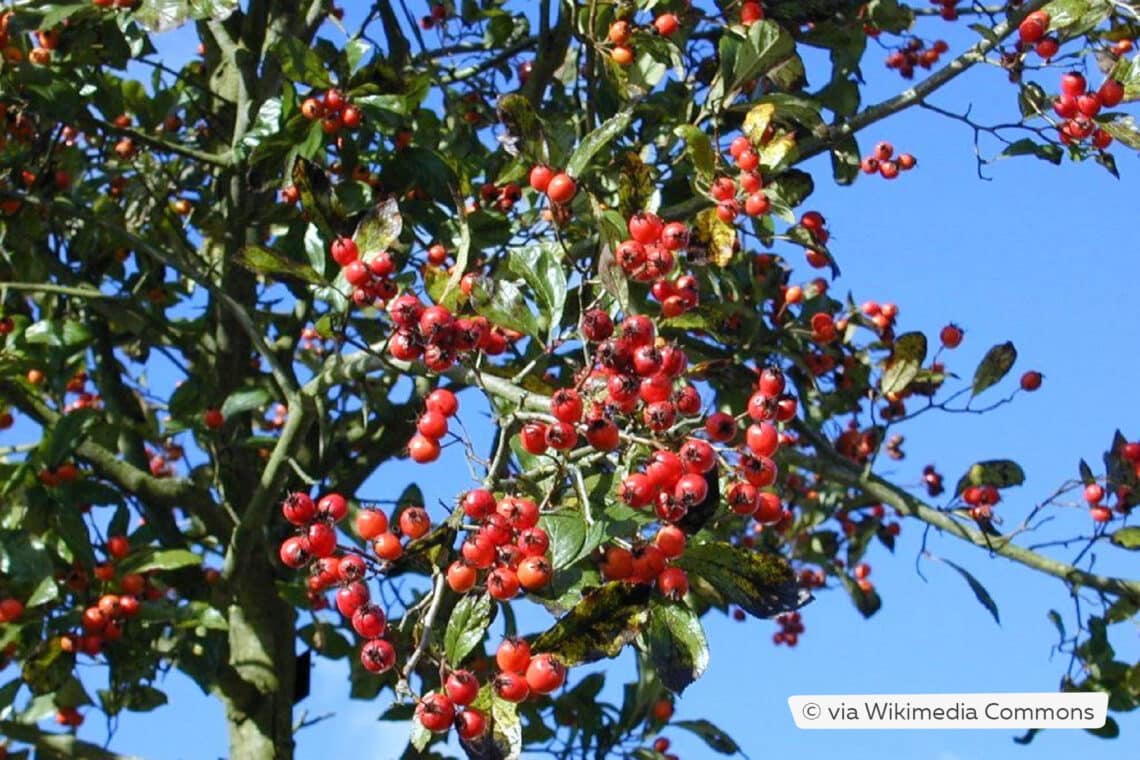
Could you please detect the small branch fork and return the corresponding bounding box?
[786,422,1140,605]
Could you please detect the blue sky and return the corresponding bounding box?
[4,2,1139,758]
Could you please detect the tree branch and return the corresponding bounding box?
[797,0,1050,162]
[785,422,1140,604]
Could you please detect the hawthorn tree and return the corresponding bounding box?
[1,0,1139,757]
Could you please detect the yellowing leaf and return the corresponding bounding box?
[743,102,776,145]
[693,208,737,267]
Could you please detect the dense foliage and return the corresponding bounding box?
[1,0,1139,757]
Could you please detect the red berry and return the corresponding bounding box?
[1099,79,1124,108]
[525,653,566,694]
[351,604,386,638]
[331,237,358,266]
[416,692,456,733]
[445,670,480,706]
[408,434,442,463]
[545,173,577,204]
[282,492,317,525]
[1060,71,1086,97]
[1020,371,1043,391]
[1084,483,1105,504]
[356,509,388,539]
[317,493,348,522]
[939,323,964,348]
[456,708,486,740]
[417,410,449,439]
[629,212,665,245]
[493,671,530,702]
[395,508,429,541]
[496,638,532,674]
[657,566,689,600]
[360,638,396,673]
[528,164,554,192]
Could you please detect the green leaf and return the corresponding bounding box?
[444,593,492,667]
[496,93,550,164]
[538,512,585,571]
[674,541,805,619]
[436,211,471,310]
[765,169,814,222]
[533,583,651,666]
[22,638,75,695]
[470,278,540,339]
[467,684,522,758]
[24,319,92,347]
[954,460,1027,496]
[1110,526,1140,550]
[233,245,322,285]
[642,602,709,694]
[239,97,282,158]
[0,720,143,760]
[726,21,796,92]
[410,718,432,752]
[673,125,716,182]
[1110,55,1140,101]
[53,507,95,567]
[997,139,1063,164]
[44,408,95,467]
[508,242,567,340]
[345,38,372,72]
[1042,0,1112,38]
[1018,82,1049,118]
[125,684,168,712]
[840,574,881,618]
[566,107,634,178]
[25,576,59,608]
[830,135,861,185]
[942,559,1001,624]
[674,719,741,755]
[118,548,202,574]
[972,341,1017,396]
[881,332,927,395]
[274,35,334,87]
[293,157,339,237]
[1099,114,1140,150]
[221,387,272,419]
[866,0,915,33]
[1087,715,1119,738]
[353,198,402,256]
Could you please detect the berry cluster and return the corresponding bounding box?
[491,638,568,704]
[930,0,961,21]
[885,38,950,79]
[527,164,578,205]
[860,140,917,180]
[613,211,698,317]
[418,3,448,30]
[300,88,362,135]
[605,12,682,67]
[963,483,1001,522]
[1052,71,1121,149]
[448,489,552,598]
[408,387,460,464]
[386,294,511,370]
[598,525,690,600]
[772,610,805,646]
[922,464,945,497]
[329,236,399,309]
[478,180,523,213]
[719,135,771,220]
[1017,10,1057,59]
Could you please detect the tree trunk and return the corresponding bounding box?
[224,552,297,759]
